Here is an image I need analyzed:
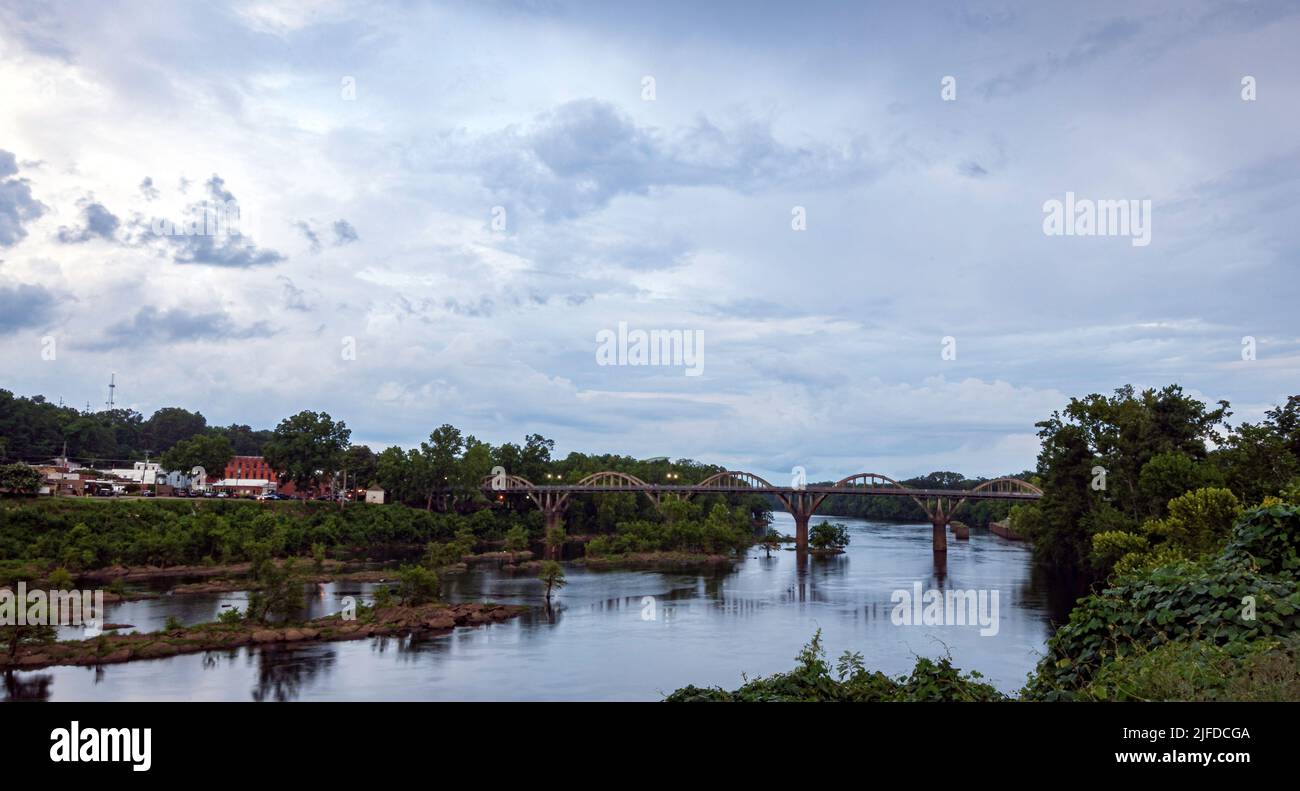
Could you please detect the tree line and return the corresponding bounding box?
[1011,384,1300,578]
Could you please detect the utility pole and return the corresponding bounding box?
[106,372,116,410]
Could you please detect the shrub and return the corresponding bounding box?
[809,521,850,551]
[396,564,440,606]
[1222,502,1300,574]
[665,631,1004,702]
[46,566,75,590]
[1081,637,1300,702]
[503,525,530,553]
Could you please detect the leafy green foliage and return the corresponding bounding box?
[1222,502,1300,574]
[503,525,530,552]
[809,520,850,551]
[1025,503,1300,700]
[245,558,305,623]
[396,564,440,605]
[262,410,351,495]
[665,631,1005,702]
[538,560,566,600]
[0,463,42,494]
[1080,637,1300,702]
[160,433,234,479]
[0,497,534,569]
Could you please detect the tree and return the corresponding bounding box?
[1026,385,1230,575]
[342,444,378,489]
[262,411,351,497]
[1215,422,1300,505]
[538,560,566,601]
[3,623,56,660]
[504,525,530,553]
[160,434,234,479]
[209,423,273,456]
[0,463,42,495]
[1142,487,1242,556]
[142,407,208,453]
[396,564,440,605]
[809,521,850,551]
[246,558,304,622]
[759,528,783,557]
[419,424,463,511]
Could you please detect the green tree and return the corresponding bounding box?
[504,525,530,553]
[342,444,378,490]
[0,463,42,494]
[538,560,566,601]
[142,407,208,452]
[160,433,234,480]
[809,521,850,551]
[396,564,440,605]
[419,424,463,511]
[263,411,351,497]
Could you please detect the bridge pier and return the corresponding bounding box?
[787,492,816,553]
[930,499,950,553]
[539,491,567,559]
[932,518,948,552]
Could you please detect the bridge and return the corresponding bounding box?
[482,471,1042,553]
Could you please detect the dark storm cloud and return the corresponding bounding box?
[87,305,275,349]
[0,283,62,333]
[0,150,47,247]
[166,233,286,267]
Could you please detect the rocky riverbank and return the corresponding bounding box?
[0,601,528,671]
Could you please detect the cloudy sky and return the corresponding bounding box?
[1,0,1298,481]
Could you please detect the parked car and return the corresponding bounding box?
[139,489,155,497]
[216,491,229,498]
[173,489,189,497]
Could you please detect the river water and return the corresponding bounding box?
[4,514,1076,701]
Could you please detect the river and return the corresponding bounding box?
[3,514,1077,701]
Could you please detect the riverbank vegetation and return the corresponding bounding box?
[668,500,1300,702]
[665,630,1007,702]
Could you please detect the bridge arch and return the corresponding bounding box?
[687,470,787,508]
[949,477,1042,516]
[812,472,927,516]
[556,471,662,512]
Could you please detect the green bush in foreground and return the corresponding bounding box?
[1080,637,1300,702]
[1024,503,1300,700]
[664,631,1005,702]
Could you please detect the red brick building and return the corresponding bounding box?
[215,456,331,497]
[224,456,276,482]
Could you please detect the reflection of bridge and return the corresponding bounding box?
[482,471,1042,553]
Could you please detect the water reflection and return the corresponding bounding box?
[6,515,1077,701]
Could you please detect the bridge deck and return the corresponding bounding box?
[483,484,1040,500]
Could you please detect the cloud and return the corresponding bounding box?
[457,99,883,220]
[88,305,276,349]
[0,150,47,247]
[142,174,286,266]
[0,283,62,333]
[296,220,321,253]
[332,219,357,245]
[56,199,121,243]
[139,177,159,200]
